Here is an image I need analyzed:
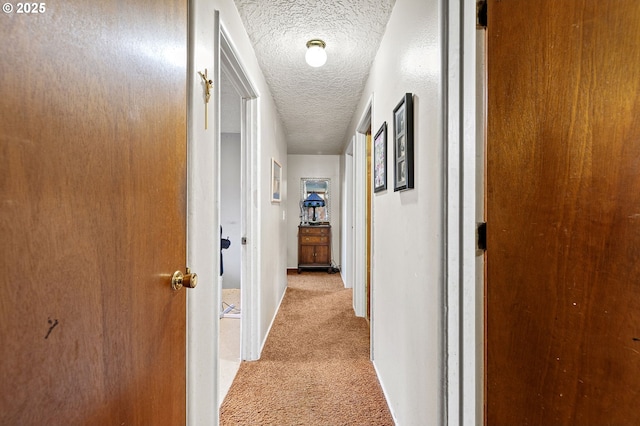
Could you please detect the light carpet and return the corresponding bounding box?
[220,271,394,425]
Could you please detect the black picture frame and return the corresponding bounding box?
[373,122,387,193]
[393,93,414,191]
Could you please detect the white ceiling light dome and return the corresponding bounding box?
[305,39,327,67]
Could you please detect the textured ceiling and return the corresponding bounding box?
[233,0,396,155]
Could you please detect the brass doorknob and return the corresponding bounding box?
[171,269,198,291]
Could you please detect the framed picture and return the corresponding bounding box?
[393,93,414,191]
[271,158,282,203]
[373,122,387,193]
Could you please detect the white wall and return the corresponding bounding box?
[342,0,443,423]
[220,133,241,288]
[286,155,341,271]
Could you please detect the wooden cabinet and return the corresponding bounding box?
[298,225,331,273]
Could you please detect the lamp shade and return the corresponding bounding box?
[305,39,327,67]
[303,192,325,207]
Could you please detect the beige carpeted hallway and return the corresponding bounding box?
[220,271,394,425]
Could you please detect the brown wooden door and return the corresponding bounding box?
[0,1,188,424]
[486,1,640,424]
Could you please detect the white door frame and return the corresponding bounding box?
[186,5,220,425]
[219,26,261,362]
[341,140,354,290]
[351,97,372,320]
[444,0,480,425]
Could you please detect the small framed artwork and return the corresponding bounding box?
[271,158,282,203]
[373,122,387,193]
[393,93,414,191]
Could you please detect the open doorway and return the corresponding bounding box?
[350,98,373,332]
[218,70,243,403]
[216,26,260,406]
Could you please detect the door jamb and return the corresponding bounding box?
[444,0,480,425]
[341,138,355,290]
[219,26,261,362]
[353,96,372,322]
[187,6,220,425]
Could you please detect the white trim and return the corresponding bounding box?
[259,286,287,353]
[340,141,354,289]
[373,358,398,425]
[356,97,373,134]
[219,25,261,362]
[445,0,479,425]
[187,5,220,425]
[353,132,365,319]
[241,96,261,361]
[352,96,372,319]
[444,0,461,421]
[471,27,487,426]
[461,5,479,420]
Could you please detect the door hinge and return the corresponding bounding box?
[477,222,487,251]
[477,0,487,29]
[241,237,247,245]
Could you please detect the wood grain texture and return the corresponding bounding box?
[0,0,188,424]
[486,0,640,424]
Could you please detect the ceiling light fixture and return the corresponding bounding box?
[305,39,327,67]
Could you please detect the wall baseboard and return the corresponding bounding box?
[372,360,398,425]
[259,286,288,355]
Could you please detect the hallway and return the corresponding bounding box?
[0,0,450,423]
[220,271,393,425]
